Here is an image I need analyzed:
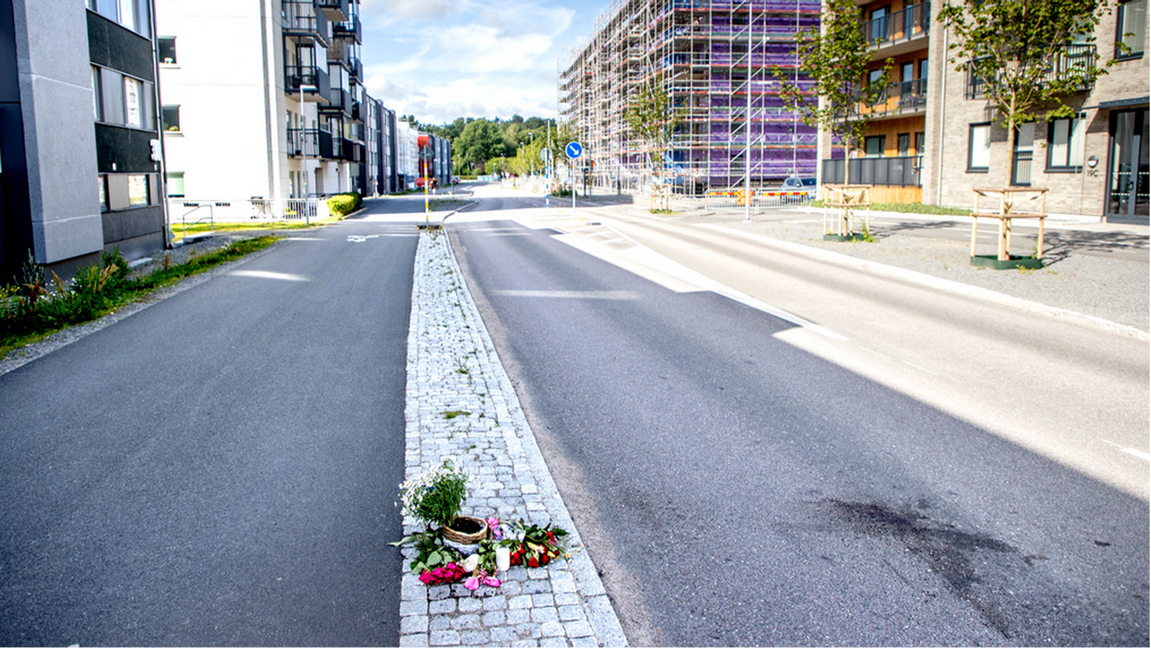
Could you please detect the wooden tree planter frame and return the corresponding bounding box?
[970,188,1048,267]
[822,184,872,240]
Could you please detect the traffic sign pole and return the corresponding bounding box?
[565,142,583,210]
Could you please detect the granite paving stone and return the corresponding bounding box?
[397,230,627,647]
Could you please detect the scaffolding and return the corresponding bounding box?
[560,0,821,196]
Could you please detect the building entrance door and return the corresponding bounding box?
[1107,108,1149,222]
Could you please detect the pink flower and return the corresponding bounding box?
[486,517,503,540]
[463,576,480,591]
[483,576,501,588]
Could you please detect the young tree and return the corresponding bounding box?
[937,0,1112,182]
[773,0,892,165]
[624,74,684,210]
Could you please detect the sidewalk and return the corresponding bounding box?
[398,230,627,648]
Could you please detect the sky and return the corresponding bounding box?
[358,0,613,125]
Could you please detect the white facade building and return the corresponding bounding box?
[156,0,365,217]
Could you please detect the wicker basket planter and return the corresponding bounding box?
[441,515,488,545]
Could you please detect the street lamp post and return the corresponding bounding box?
[299,82,318,225]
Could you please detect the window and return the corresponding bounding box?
[166,172,185,197]
[1047,115,1085,170]
[89,0,151,37]
[915,131,926,156]
[162,105,180,132]
[864,135,886,157]
[99,175,109,211]
[968,123,991,171]
[867,68,887,104]
[1117,0,1147,59]
[898,133,910,157]
[128,174,150,206]
[159,37,176,65]
[91,66,102,120]
[124,77,143,128]
[1012,123,1035,186]
[869,6,889,43]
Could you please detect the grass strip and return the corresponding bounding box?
[1,235,281,359]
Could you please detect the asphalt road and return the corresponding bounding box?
[449,190,1149,646]
[0,200,419,646]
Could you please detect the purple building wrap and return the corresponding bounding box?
[561,0,821,194]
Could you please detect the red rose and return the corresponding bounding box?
[527,557,539,568]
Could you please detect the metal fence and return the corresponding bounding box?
[822,156,922,187]
[171,198,330,224]
[704,189,811,211]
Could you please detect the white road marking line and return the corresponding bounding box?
[1100,439,1151,462]
[493,290,637,300]
[228,270,309,282]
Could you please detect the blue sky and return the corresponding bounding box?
[359,0,611,125]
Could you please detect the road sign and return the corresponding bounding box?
[419,145,434,161]
[565,141,583,159]
[539,148,553,163]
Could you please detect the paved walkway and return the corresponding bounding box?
[398,230,627,648]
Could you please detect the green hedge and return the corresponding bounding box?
[327,192,363,217]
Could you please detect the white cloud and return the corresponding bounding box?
[360,0,598,124]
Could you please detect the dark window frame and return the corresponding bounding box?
[1116,0,1147,60]
[864,135,886,157]
[967,122,991,172]
[1046,114,1085,173]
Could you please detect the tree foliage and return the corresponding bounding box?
[937,0,1112,179]
[624,74,684,209]
[773,0,891,160]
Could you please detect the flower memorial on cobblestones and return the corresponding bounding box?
[392,462,571,590]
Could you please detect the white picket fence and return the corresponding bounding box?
[169,197,331,227]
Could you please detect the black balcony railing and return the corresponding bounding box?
[863,2,930,47]
[348,56,363,81]
[321,87,352,117]
[281,0,329,45]
[285,64,331,101]
[332,15,362,43]
[851,78,928,117]
[287,127,329,157]
[822,155,923,187]
[966,44,1097,99]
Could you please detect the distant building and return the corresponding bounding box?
[1,0,167,280]
[560,0,821,195]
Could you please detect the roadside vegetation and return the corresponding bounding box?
[1,236,280,359]
[810,200,971,217]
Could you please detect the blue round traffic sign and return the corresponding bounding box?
[565,141,583,159]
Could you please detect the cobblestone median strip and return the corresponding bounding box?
[400,230,627,648]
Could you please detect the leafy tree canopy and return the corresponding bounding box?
[937,0,1112,177]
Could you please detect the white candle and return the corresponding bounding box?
[496,546,511,572]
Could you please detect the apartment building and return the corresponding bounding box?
[1,0,167,280]
[822,0,1148,222]
[817,0,931,203]
[155,0,369,216]
[560,0,822,195]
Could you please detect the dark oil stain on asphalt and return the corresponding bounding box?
[826,499,1018,639]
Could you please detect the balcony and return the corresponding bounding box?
[321,86,353,117]
[287,127,326,157]
[332,15,362,43]
[854,78,928,118]
[315,0,349,22]
[965,44,1097,99]
[281,0,329,47]
[348,56,363,81]
[285,64,331,103]
[322,136,362,162]
[863,1,930,57]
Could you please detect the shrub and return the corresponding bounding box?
[399,460,468,529]
[326,192,363,217]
